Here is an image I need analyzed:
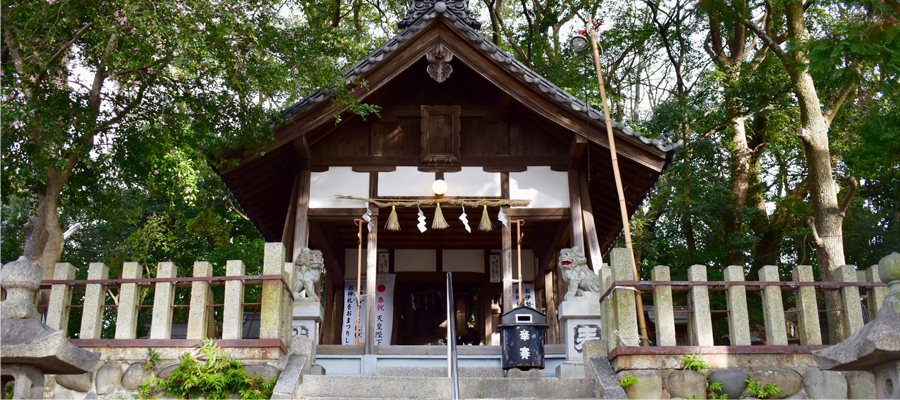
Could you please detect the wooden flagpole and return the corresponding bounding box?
[587,15,650,346]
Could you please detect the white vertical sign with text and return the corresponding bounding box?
[513,283,536,308]
[341,274,395,345]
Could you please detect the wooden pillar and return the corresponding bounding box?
[292,168,312,260]
[567,169,585,249]
[544,269,559,344]
[322,269,335,344]
[281,173,300,261]
[501,173,514,313]
[578,170,604,273]
[364,204,378,353]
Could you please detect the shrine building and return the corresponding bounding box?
[213,0,679,375]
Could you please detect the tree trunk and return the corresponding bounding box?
[784,0,848,343]
[723,68,752,267]
[23,169,68,305]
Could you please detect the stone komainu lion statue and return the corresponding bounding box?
[294,248,323,302]
[558,247,601,300]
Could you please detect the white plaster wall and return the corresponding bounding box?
[377,167,435,197]
[444,167,501,197]
[394,249,437,272]
[510,167,569,208]
[310,167,370,208]
[345,248,369,279]
[442,249,485,273]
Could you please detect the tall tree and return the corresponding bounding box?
[1,0,378,284]
[736,0,899,341]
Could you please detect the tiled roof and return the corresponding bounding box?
[281,4,682,153]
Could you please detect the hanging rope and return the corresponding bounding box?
[335,195,530,208]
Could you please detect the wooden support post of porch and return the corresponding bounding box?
[292,168,312,260]
[544,268,559,344]
[322,268,335,344]
[501,173,515,313]
[364,204,379,354]
[567,169,586,250]
[281,172,300,261]
[578,169,604,274]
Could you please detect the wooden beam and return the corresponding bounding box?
[499,92,512,123]
[352,166,397,172]
[505,208,570,221]
[292,135,312,169]
[281,172,301,260]
[483,166,527,173]
[309,208,369,219]
[568,134,588,161]
[568,169,586,249]
[292,168,312,259]
[579,169,604,274]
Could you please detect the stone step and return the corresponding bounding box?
[298,375,597,399]
[376,366,504,378]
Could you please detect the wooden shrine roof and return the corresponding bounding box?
[213,4,681,258]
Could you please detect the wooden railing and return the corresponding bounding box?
[39,243,295,350]
[600,248,889,354]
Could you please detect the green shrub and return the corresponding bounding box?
[619,373,639,388]
[137,339,276,399]
[745,378,782,399]
[681,352,710,371]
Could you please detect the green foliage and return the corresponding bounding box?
[3,381,14,399]
[145,348,160,370]
[137,339,276,400]
[619,373,639,388]
[681,352,710,372]
[744,378,782,399]
[708,380,728,399]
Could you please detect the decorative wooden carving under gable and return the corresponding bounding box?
[425,44,453,83]
[420,105,461,163]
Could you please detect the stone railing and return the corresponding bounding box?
[599,248,890,354]
[40,242,296,350]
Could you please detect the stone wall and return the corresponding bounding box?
[613,367,876,399]
[44,337,313,400]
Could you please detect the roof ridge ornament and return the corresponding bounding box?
[426,44,454,83]
[398,0,482,30]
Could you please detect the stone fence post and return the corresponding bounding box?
[687,265,713,346]
[650,265,675,346]
[793,265,822,345]
[609,248,639,347]
[223,260,246,340]
[186,261,213,340]
[150,262,177,339]
[599,265,616,354]
[866,264,888,319]
[46,263,75,332]
[114,262,141,339]
[723,265,750,346]
[79,263,108,339]
[759,265,787,345]
[260,243,286,341]
[836,265,864,337]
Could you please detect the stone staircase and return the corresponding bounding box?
[295,373,598,399]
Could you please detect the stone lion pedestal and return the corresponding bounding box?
[556,298,602,379]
